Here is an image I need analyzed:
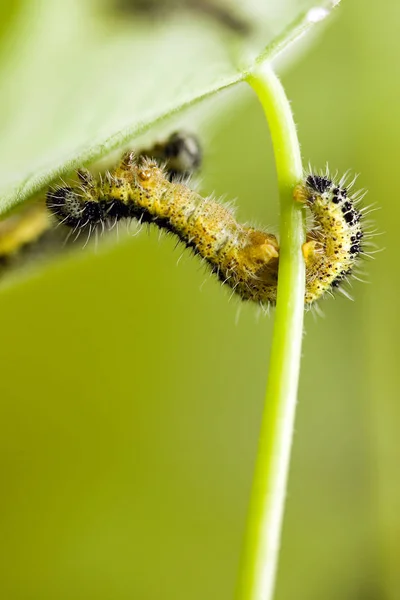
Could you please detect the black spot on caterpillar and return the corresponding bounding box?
[46,154,370,307]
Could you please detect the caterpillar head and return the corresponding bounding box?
[46,187,107,228]
[46,187,84,226]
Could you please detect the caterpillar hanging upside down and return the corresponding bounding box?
[45,145,369,307]
[0,132,203,277]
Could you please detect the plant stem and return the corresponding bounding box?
[235,64,305,600]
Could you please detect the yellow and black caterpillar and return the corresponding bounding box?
[0,132,202,276]
[46,157,366,306]
[0,131,368,306]
[47,154,281,304]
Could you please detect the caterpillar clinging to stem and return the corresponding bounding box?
[47,154,281,304]
[45,148,368,306]
[0,131,369,305]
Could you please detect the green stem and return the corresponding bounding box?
[235,64,305,600]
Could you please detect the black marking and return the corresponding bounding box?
[344,211,356,225]
[306,175,332,194]
[82,201,105,225]
[331,267,353,288]
[107,200,130,220]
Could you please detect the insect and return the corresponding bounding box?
[0,131,202,274]
[0,128,371,306]
[294,171,367,304]
[46,154,369,307]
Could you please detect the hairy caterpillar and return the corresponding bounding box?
[0,129,369,305]
[295,172,366,304]
[0,132,202,271]
[46,154,368,306]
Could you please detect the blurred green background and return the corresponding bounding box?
[0,0,398,599]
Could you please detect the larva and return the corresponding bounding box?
[139,131,202,181]
[46,155,367,306]
[47,155,281,303]
[295,172,366,304]
[0,132,202,272]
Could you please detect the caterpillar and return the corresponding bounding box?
[46,154,368,306]
[0,129,369,305]
[295,172,366,304]
[0,131,202,271]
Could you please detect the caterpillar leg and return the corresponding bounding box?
[301,239,322,265]
[293,182,309,204]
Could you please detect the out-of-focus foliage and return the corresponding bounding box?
[0,0,398,599]
[0,0,323,216]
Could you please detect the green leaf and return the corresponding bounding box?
[0,0,338,217]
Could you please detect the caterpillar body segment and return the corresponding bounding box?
[0,204,50,258]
